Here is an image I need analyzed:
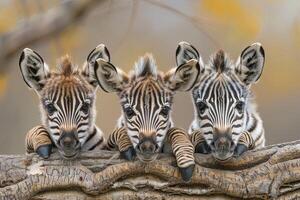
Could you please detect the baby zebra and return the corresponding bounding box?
[92,45,200,181]
[19,45,108,159]
[175,42,265,161]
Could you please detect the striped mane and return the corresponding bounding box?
[132,53,158,79]
[58,55,76,76]
[209,50,231,73]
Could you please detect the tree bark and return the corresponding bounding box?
[1,141,300,199]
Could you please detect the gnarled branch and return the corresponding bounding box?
[1,141,300,199]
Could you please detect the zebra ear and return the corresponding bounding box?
[94,59,128,93]
[82,44,111,88]
[19,48,49,91]
[235,43,265,85]
[87,44,110,63]
[165,59,201,92]
[176,41,200,66]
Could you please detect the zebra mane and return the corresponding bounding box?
[133,53,157,79]
[58,55,76,76]
[209,50,231,73]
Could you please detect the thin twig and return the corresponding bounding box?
[142,0,220,47]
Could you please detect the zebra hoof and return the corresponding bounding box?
[120,147,136,161]
[195,142,211,154]
[234,144,248,157]
[36,144,52,159]
[179,164,195,182]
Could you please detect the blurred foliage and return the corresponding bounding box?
[0,75,7,98]
[201,0,261,39]
[0,0,59,33]
[0,2,18,33]
[0,0,299,97]
[49,26,82,66]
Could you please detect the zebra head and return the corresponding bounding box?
[94,46,200,162]
[19,45,107,158]
[176,42,265,160]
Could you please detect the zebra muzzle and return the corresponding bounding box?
[211,133,235,161]
[57,131,80,159]
[136,137,159,162]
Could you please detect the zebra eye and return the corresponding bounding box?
[124,107,135,119]
[236,101,245,113]
[81,102,90,114]
[160,106,170,117]
[45,103,56,115]
[197,101,207,115]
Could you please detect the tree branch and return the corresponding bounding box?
[1,141,300,199]
[142,0,220,47]
[0,0,102,69]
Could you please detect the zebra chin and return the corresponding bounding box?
[58,148,80,159]
[210,141,235,161]
[210,130,235,161]
[56,130,81,159]
[135,135,160,162]
[136,152,159,163]
[212,150,234,161]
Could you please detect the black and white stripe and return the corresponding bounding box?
[176,42,266,160]
[20,46,107,159]
[95,47,199,181]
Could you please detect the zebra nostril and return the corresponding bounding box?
[231,141,235,147]
[136,143,140,152]
[214,137,231,151]
[61,137,75,148]
[63,137,72,144]
[139,140,156,154]
[155,144,159,151]
[210,141,215,149]
[59,131,78,149]
[75,140,80,148]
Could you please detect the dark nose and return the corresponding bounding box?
[211,128,233,152]
[137,135,158,154]
[58,131,79,149]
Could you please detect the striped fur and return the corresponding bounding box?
[20,46,107,159]
[167,127,194,168]
[94,47,199,179]
[26,126,52,153]
[107,127,132,153]
[176,42,265,160]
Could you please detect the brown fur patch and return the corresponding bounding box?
[59,55,73,76]
[134,53,157,78]
[213,50,226,73]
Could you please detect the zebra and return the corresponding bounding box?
[92,45,200,181]
[175,41,265,161]
[19,44,108,159]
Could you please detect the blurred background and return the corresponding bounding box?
[0,0,299,154]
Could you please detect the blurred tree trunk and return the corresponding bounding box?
[1,141,300,199]
[0,0,102,73]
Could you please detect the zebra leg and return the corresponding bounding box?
[26,125,53,159]
[234,131,254,157]
[167,127,195,182]
[191,130,211,154]
[107,127,135,160]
